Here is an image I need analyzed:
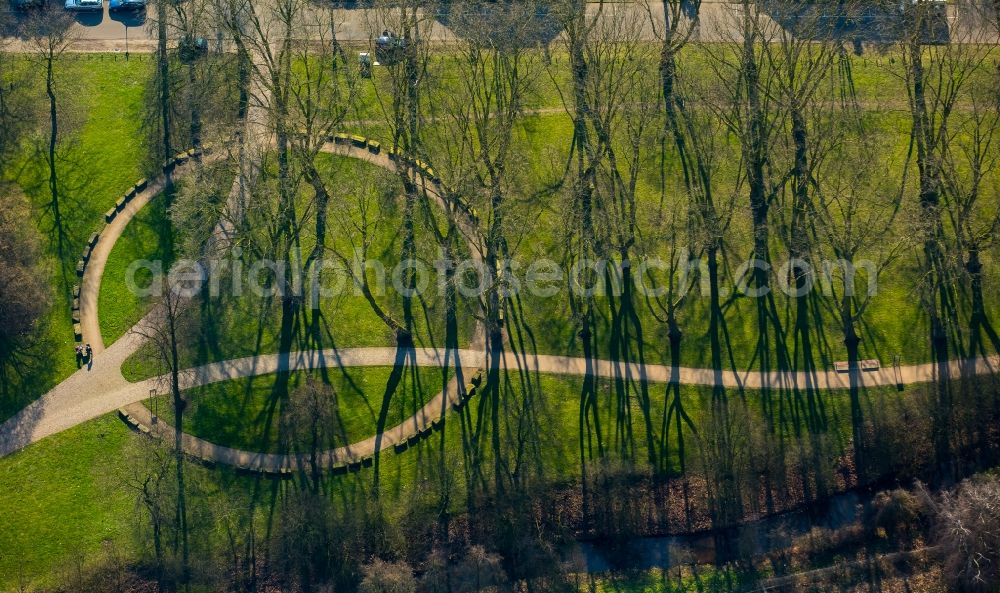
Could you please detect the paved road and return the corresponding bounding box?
[5,1,993,53]
[0,2,787,49]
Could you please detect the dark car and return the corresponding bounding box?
[109,0,145,12]
[374,30,407,66]
[178,35,208,63]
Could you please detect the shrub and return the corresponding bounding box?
[866,487,928,542]
[933,474,1000,592]
[360,558,417,593]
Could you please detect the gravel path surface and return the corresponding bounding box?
[4,341,997,462]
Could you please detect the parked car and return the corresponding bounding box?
[374,30,407,66]
[109,0,145,11]
[178,35,208,63]
[65,0,102,11]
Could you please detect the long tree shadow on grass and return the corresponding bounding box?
[12,138,99,289]
[606,267,659,470]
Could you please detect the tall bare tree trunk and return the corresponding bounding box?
[158,0,172,162]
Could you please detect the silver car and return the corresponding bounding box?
[65,0,103,11]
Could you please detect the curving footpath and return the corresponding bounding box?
[0,138,489,469]
[2,338,998,469]
[1,140,999,472]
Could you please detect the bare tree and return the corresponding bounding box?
[368,0,435,336]
[123,438,173,592]
[131,274,198,591]
[814,131,904,483]
[281,378,341,492]
[151,0,172,161]
[433,0,541,496]
[648,0,740,480]
[698,1,785,511]
[895,3,994,482]
[937,48,1000,464]
[940,69,1000,361]
[0,185,50,403]
[359,558,417,593]
[0,36,32,171]
[286,9,356,350]
[765,5,854,503]
[702,1,785,381]
[553,0,662,471]
[214,0,322,409]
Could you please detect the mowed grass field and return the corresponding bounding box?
[0,53,155,589]
[0,415,137,590]
[0,54,153,422]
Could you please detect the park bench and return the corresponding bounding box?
[834,359,882,372]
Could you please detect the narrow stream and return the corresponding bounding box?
[570,490,863,573]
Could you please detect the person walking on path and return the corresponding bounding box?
[85,343,93,370]
[74,345,83,369]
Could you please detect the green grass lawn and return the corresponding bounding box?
[431,110,995,371]
[119,108,999,384]
[0,55,154,421]
[108,45,1000,382]
[0,415,137,591]
[120,152,478,381]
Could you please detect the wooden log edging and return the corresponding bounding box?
[112,138,486,476]
[117,369,484,477]
[73,146,208,343]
